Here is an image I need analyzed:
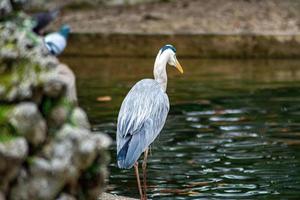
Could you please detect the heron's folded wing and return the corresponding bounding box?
[117,79,169,139]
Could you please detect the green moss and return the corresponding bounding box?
[41,96,71,117]
[26,156,35,165]
[0,58,45,100]
[0,105,18,139]
[69,111,77,127]
[0,133,17,143]
[42,97,53,116]
[0,59,27,85]
[84,162,101,179]
[0,105,12,125]
[59,97,73,109]
[60,98,74,121]
[25,29,40,46]
[1,12,41,56]
[41,96,75,133]
[3,42,16,51]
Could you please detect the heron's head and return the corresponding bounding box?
[159,44,184,74]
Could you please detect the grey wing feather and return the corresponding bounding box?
[116,79,169,169]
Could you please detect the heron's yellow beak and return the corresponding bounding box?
[175,60,184,74]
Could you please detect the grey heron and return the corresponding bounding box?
[116,44,184,199]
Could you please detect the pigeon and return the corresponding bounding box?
[32,9,60,35]
[44,25,70,56]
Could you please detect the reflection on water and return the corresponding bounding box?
[62,57,300,199]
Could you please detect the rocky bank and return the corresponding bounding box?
[30,0,300,58]
[0,0,111,199]
[48,0,300,34]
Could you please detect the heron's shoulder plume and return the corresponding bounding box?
[160,44,176,55]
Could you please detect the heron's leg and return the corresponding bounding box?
[142,148,149,200]
[134,162,143,200]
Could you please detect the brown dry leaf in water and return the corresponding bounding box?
[97,96,112,102]
[187,181,211,187]
[159,188,186,194]
[160,188,201,196]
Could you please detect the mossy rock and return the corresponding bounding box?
[0,105,16,141]
[0,133,17,143]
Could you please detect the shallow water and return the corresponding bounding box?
[62,57,300,199]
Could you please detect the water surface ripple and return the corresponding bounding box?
[62,58,300,199]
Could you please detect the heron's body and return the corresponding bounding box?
[116,44,183,200]
[117,79,169,169]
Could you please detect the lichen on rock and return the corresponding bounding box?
[0,0,12,17]
[0,1,111,200]
[9,102,47,146]
[0,137,28,192]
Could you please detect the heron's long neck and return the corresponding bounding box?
[153,53,168,92]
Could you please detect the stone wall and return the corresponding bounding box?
[25,0,167,10]
[63,33,300,58]
[101,0,165,6]
[0,1,111,199]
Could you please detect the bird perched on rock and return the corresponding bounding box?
[32,9,60,35]
[44,25,70,56]
[116,44,184,200]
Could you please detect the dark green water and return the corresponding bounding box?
[62,57,300,199]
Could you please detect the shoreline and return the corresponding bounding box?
[63,32,300,58]
[47,0,300,58]
[50,0,300,34]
